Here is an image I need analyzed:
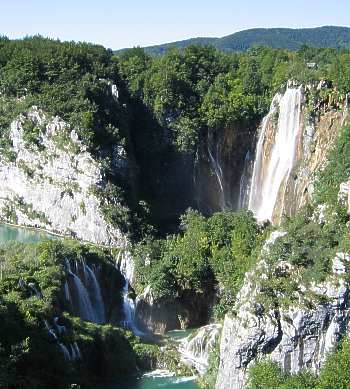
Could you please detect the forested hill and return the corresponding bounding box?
[119,26,350,56]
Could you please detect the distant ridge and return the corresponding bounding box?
[117,26,350,56]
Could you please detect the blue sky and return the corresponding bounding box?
[1,0,350,49]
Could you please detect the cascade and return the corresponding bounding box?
[64,259,106,324]
[70,273,98,322]
[85,264,106,323]
[248,85,303,222]
[207,131,226,210]
[59,343,71,361]
[58,342,81,362]
[64,281,71,302]
[118,251,143,335]
[41,286,81,362]
[179,324,221,375]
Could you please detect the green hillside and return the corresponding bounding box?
[118,26,350,55]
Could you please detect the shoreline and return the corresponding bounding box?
[0,220,122,251]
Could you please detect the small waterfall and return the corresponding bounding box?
[238,151,252,209]
[64,281,71,302]
[71,273,98,322]
[118,251,143,335]
[59,343,71,361]
[122,278,136,327]
[179,324,221,375]
[44,310,81,362]
[65,258,106,324]
[248,85,303,222]
[207,131,226,210]
[58,342,81,362]
[85,264,106,323]
[27,282,42,298]
[44,320,58,341]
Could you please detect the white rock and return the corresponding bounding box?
[0,107,128,248]
[215,233,350,389]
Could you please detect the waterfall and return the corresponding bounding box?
[207,131,226,210]
[71,274,98,322]
[58,342,81,362]
[85,264,106,323]
[65,258,106,324]
[118,251,143,335]
[44,310,81,362]
[64,281,71,302]
[179,324,221,375]
[248,85,303,222]
[238,151,252,209]
[122,279,137,328]
[59,343,71,361]
[44,320,58,341]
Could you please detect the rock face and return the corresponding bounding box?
[135,286,216,334]
[195,121,258,214]
[0,107,128,247]
[215,246,350,389]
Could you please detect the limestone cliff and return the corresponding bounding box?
[195,121,257,214]
[0,106,129,247]
[215,231,350,389]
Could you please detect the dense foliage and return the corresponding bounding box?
[133,209,264,318]
[315,123,350,205]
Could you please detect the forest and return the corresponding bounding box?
[0,35,350,388]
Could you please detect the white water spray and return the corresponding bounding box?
[85,264,106,323]
[118,251,143,335]
[179,324,221,375]
[65,259,106,324]
[249,86,303,222]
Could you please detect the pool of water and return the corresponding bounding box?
[0,223,56,244]
[166,329,197,342]
[99,370,199,389]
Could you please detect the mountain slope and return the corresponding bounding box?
[120,26,350,56]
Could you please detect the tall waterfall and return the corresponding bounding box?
[65,259,106,324]
[248,85,303,222]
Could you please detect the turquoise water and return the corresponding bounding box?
[166,329,197,342]
[101,374,198,389]
[0,223,55,244]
